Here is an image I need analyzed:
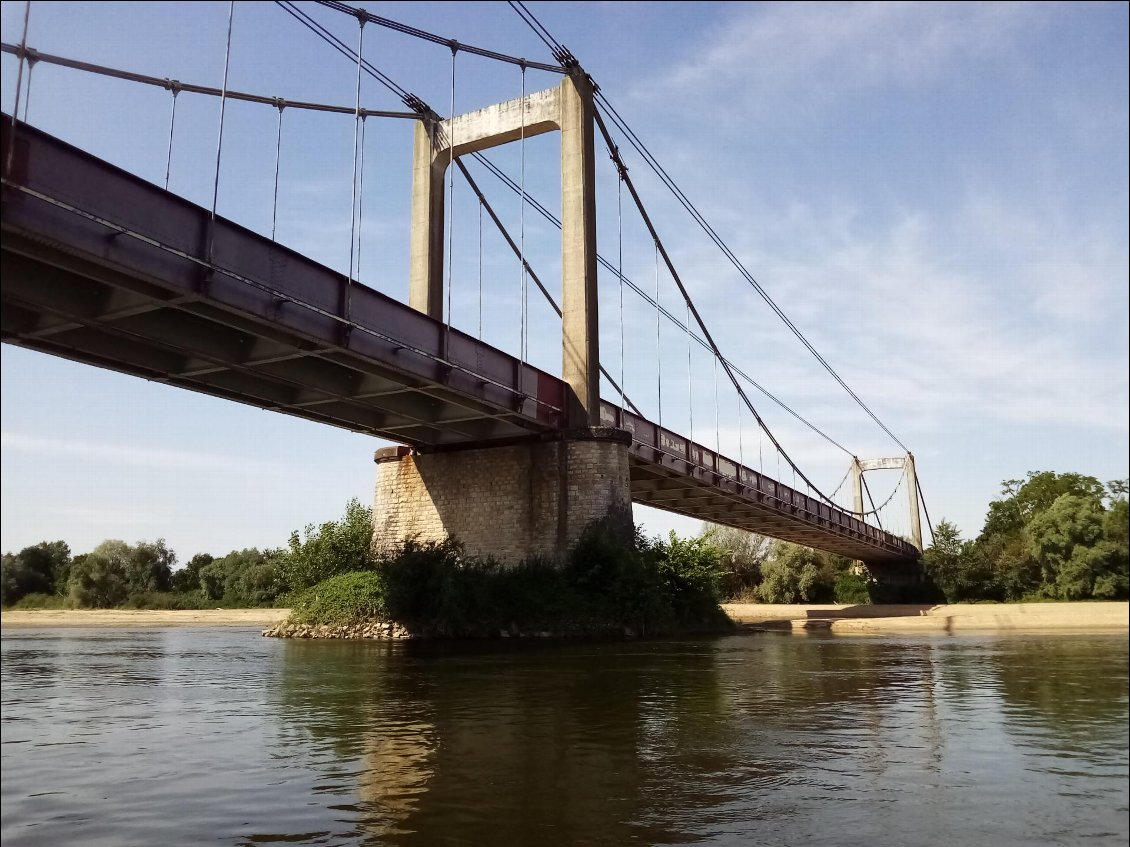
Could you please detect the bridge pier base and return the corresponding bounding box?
[372,428,634,563]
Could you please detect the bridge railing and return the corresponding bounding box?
[1,115,569,436]
[600,399,916,557]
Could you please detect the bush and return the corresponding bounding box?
[275,499,377,593]
[289,571,388,625]
[122,591,210,610]
[281,523,733,637]
[834,571,871,604]
[4,592,71,610]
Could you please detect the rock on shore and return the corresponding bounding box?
[262,620,412,639]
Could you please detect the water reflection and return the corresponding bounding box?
[2,629,1127,847]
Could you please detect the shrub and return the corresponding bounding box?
[5,592,71,610]
[122,591,210,610]
[289,571,387,625]
[275,499,377,593]
[757,545,821,603]
[281,523,733,637]
[834,571,871,604]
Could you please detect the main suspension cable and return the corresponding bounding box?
[312,0,565,74]
[471,146,854,458]
[0,41,418,119]
[595,92,910,454]
[454,158,642,416]
[595,107,844,509]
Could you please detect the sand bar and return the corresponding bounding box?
[1,608,290,628]
[723,601,1129,633]
[1,603,1126,633]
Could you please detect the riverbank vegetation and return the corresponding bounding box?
[0,499,377,611]
[700,524,871,604]
[922,473,1127,602]
[284,527,731,637]
[3,471,1126,619]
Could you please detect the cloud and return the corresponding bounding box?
[0,431,287,477]
[650,2,1047,124]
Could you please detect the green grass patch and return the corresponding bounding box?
[288,571,388,625]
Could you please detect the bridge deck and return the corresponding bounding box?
[0,116,917,567]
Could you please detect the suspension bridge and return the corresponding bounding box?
[0,1,931,576]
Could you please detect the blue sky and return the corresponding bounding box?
[1,1,1127,560]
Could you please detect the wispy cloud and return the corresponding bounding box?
[0,431,287,477]
[651,2,1047,125]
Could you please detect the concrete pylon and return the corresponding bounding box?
[407,71,600,427]
[852,454,924,552]
[905,452,922,553]
[850,456,864,519]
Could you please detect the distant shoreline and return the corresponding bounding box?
[0,608,289,628]
[724,601,1129,633]
[1,603,1126,633]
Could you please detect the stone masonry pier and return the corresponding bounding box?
[373,428,633,562]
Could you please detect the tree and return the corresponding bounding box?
[126,539,175,595]
[68,540,131,607]
[274,499,376,594]
[1026,494,1128,600]
[923,520,994,602]
[700,523,770,600]
[172,553,214,593]
[0,541,70,605]
[982,472,1105,539]
[757,543,822,603]
[199,549,281,605]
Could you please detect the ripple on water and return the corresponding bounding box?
[1,629,1127,846]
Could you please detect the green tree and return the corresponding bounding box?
[0,541,70,605]
[199,549,281,605]
[1026,494,1128,600]
[982,472,1105,538]
[655,532,726,609]
[923,520,995,601]
[275,499,376,594]
[700,523,770,600]
[757,543,822,603]
[126,539,175,595]
[172,553,214,593]
[68,540,131,607]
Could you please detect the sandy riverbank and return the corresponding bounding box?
[2,603,1126,633]
[722,601,1130,633]
[0,608,290,628]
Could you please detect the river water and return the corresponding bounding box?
[1,628,1126,846]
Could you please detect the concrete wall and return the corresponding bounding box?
[373,430,632,562]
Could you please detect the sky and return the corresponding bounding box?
[1,1,1127,561]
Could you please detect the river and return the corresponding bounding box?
[1,628,1126,846]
